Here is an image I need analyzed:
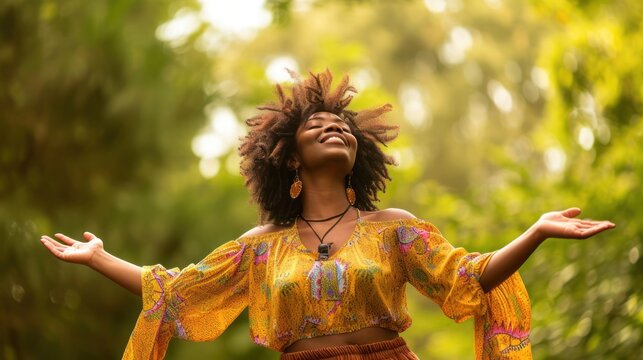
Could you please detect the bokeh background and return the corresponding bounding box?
[2,0,641,359]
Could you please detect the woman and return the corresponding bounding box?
[40,70,615,360]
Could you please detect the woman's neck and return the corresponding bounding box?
[299,173,351,220]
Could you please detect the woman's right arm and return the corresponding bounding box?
[40,232,142,296]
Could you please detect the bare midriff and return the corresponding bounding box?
[282,327,400,353]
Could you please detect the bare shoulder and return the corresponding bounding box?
[363,208,417,222]
[240,223,290,238]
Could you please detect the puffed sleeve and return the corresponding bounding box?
[122,239,251,360]
[394,219,532,359]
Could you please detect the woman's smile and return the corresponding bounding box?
[319,134,348,146]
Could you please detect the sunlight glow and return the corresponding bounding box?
[265,56,299,83]
[293,0,316,13]
[544,147,566,174]
[195,28,223,53]
[577,126,595,150]
[199,157,221,178]
[199,0,271,39]
[423,0,462,13]
[629,246,640,264]
[399,84,430,128]
[192,132,228,159]
[439,26,473,65]
[390,147,416,169]
[487,80,513,113]
[210,107,242,140]
[155,9,201,47]
[484,0,503,8]
[350,67,380,91]
[156,0,272,50]
[192,106,244,178]
[531,67,549,90]
[579,92,598,124]
[423,0,446,13]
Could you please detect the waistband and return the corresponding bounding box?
[280,337,419,360]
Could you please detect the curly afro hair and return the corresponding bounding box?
[238,69,399,225]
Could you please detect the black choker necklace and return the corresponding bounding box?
[299,205,352,261]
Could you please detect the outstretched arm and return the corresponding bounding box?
[40,232,142,296]
[478,208,615,293]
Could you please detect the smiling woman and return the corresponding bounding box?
[239,70,398,226]
[39,70,615,360]
[293,112,357,191]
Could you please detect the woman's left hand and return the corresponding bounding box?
[535,207,615,240]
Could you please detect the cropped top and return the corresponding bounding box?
[122,218,532,359]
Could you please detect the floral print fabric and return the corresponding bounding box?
[123,218,531,359]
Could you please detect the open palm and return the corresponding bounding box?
[40,232,104,265]
[536,208,615,240]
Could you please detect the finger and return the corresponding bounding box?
[40,238,66,258]
[579,223,615,238]
[575,222,599,229]
[561,207,581,218]
[83,232,97,241]
[55,233,78,245]
[41,235,62,246]
[41,236,67,251]
[576,218,615,225]
[566,219,591,226]
[602,222,616,229]
[573,218,614,228]
[579,220,598,226]
[585,221,615,228]
[41,235,60,244]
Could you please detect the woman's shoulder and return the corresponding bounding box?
[239,223,291,240]
[361,207,417,222]
[361,208,437,233]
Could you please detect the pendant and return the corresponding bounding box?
[317,243,333,261]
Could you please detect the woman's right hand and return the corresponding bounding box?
[40,232,104,266]
[40,231,142,295]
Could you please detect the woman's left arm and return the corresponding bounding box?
[478,207,615,293]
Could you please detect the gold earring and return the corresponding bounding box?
[346,174,356,206]
[290,169,302,199]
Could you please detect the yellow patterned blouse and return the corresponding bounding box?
[123,218,532,359]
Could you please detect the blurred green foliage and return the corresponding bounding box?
[1,0,640,359]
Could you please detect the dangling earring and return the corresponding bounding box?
[290,168,303,199]
[346,174,356,206]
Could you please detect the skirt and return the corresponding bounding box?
[280,337,419,360]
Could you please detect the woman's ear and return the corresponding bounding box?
[288,157,300,170]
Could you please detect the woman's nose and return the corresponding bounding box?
[323,122,343,133]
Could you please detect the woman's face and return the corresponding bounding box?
[293,112,358,174]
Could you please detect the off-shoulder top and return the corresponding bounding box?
[122,217,532,359]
